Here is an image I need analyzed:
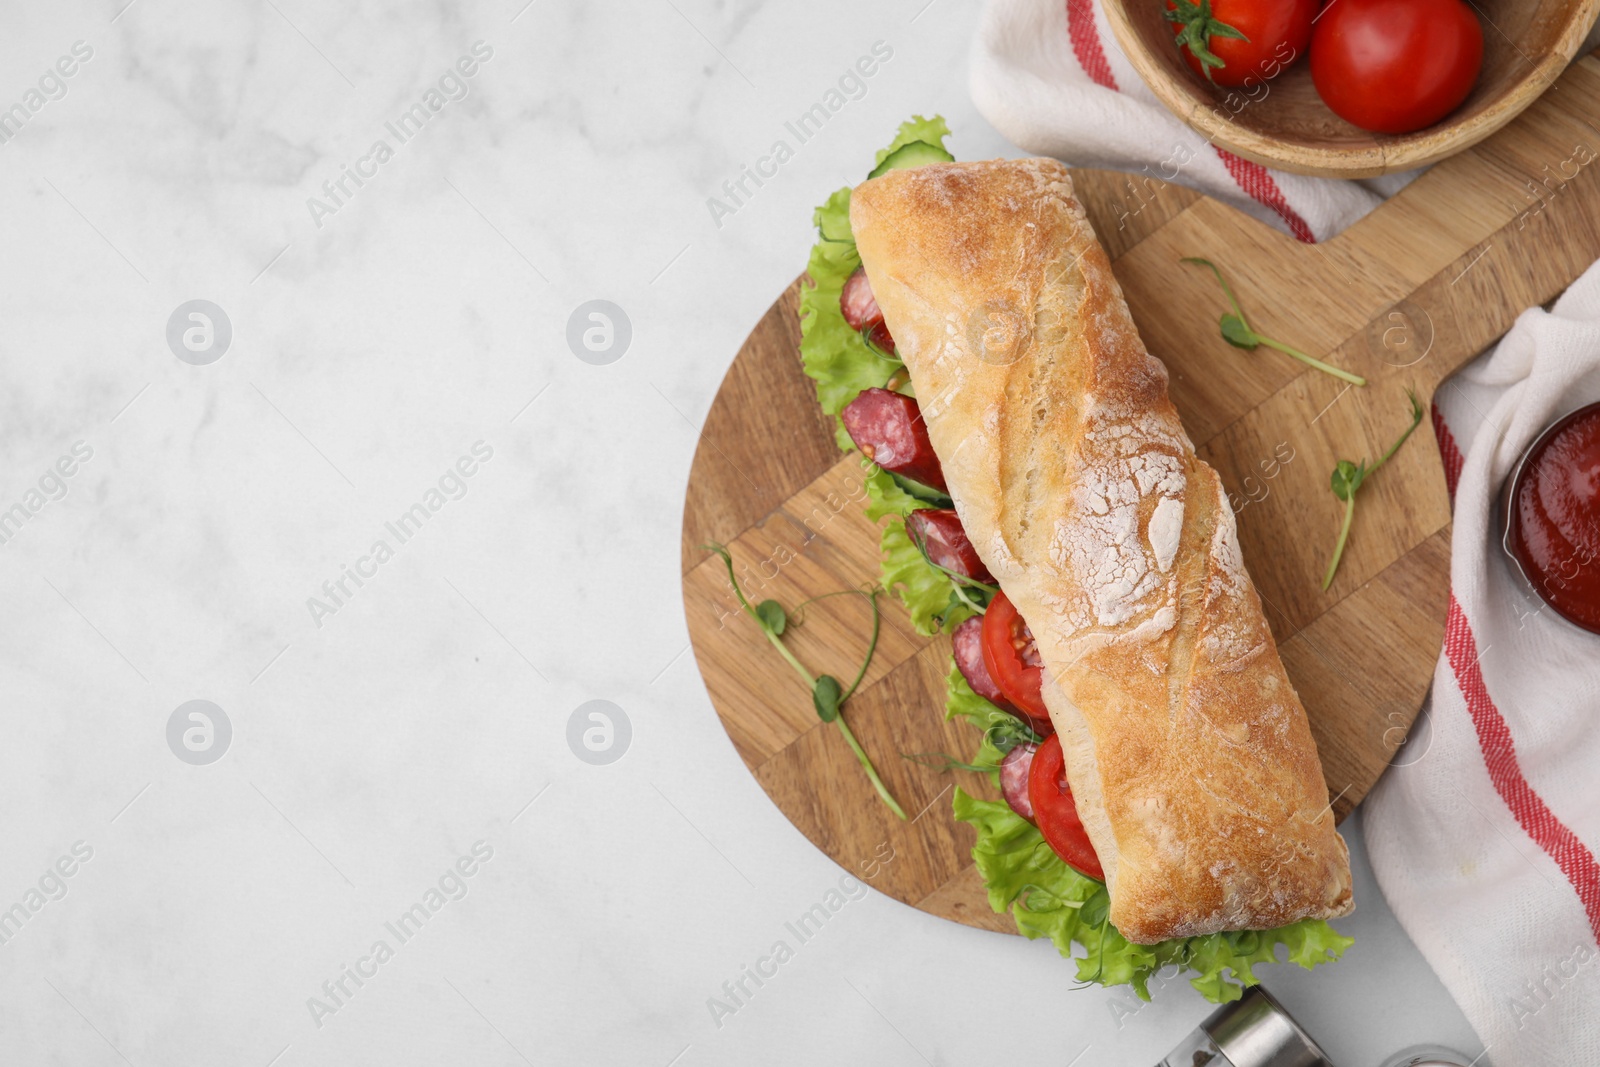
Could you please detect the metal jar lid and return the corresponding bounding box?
[1199,987,1331,1067]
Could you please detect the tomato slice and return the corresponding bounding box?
[1027,733,1104,881]
[980,591,1050,728]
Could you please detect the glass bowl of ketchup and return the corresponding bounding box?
[1502,400,1600,634]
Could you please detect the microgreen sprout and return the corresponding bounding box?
[906,521,997,625]
[1321,390,1425,590]
[705,543,907,820]
[1183,257,1367,387]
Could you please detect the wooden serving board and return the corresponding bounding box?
[681,54,1600,934]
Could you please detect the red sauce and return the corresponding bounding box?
[1507,402,1600,633]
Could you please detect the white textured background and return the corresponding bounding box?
[0,1,1482,1064]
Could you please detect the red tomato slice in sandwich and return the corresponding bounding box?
[1027,733,1105,882]
[980,591,1050,726]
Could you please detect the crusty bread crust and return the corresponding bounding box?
[850,159,1353,943]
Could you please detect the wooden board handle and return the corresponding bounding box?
[1332,54,1600,390]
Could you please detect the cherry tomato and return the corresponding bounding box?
[1027,734,1104,881]
[980,591,1050,729]
[1310,0,1482,134]
[1167,0,1315,89]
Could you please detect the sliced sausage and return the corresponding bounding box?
[1000,742,1037,821]
[955,615,1055,738]
[952,616,1018,714]
[865,320,896,356]
[840,267,884,331]
[905,509,992,584]
[841,388,946,492]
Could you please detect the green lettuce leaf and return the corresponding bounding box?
[863,466,925,521]
[881,518,974,636]
[943,661,999,729]
[952,789,1354,1003]
[798,187,892,440]
[868,469,982,635]
[797,117,948,447]
[797,116,967,628]
[943,663,1040,783]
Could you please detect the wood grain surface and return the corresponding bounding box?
[1102,1,1600,178]
[680,54,1600,934]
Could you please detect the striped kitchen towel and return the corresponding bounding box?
[1362,259,1600,1067]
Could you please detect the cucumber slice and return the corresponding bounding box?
[890,472,954,510]
[868,140,955,180]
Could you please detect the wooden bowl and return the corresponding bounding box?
[1101,0,1600,177]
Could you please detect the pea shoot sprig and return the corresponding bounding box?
[1321,390,1425,590]
[905,523,997,622]
[904,710,1041,774]
[706,543,907,820]
[1182,257,1368,387]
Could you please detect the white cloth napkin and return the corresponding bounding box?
[1362,262,1600,1067]
[970,5,1600,1062]
[969,0,1600,241]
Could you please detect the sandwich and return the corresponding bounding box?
[798,117,1354,1002]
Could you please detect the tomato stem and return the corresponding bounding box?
[1165,0,1250,83]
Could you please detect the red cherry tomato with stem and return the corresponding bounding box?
[1028,734,1105,881]
[1310,0,1483,134]
[1167,0,1316,88]
[980,591,1050,730]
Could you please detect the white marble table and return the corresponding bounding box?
[0,1,1482,1063]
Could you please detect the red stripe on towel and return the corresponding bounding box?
[1214,148,1316,243]
[1064,0,1118,90]
[1432,401,1465,501]
[1445,596,1600,944]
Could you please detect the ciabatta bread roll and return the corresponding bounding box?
[850,159,1353,944]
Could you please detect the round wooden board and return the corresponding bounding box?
[681,55,1600,934]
